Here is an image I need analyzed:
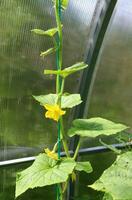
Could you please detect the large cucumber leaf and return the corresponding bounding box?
[16,153,76,198]
[44,62,88,78]
[89,151,132,200]
[33,94,82,109]
[68,118,128,138]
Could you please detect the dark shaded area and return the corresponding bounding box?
[0,163,55,200]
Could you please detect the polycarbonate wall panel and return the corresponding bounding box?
[88,0,132,128]
[0,0,97,161]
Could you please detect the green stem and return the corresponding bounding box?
[57,184,63,200]
[62,180,68,194]
[56,75,60,94]
[57,78,65,105]
[59,79,70,158]
[55,3,70,198]
[60,78,65,95]
[73,139,81,160]
[60,117,70,157]
[55,0,62,160]
[55,0,63,69]
[57,78,70,158]
[55,0,63,94]
[55,1,67,200]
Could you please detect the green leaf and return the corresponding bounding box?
[44,69,60,75]
[68,117,128,138]
[33,94,82,109]
[15,153,76,198]
[33,94,57,105]
[40,47,56,57]
[31,27,58,37]
[75,161,93,173]
[89,151,132,200]
[44,62,88,78]
[61,0,69,10]
[61,94,82,108]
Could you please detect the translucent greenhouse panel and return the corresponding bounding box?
[88,0,132,130]
[79,0,132,150]
[75,1,132,198]
[0,0,98,161]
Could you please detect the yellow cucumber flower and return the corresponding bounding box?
[44,104,66,121]
[45,148,58,160]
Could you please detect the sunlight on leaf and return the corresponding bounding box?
[68,118,128,138]
[33,94,82,109]
[61,94,82,108]
[15,153,76,198]
[33,94,57,105]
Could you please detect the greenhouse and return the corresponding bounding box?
[0,0,132,199]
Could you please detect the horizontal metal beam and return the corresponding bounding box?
[0,156,36,167]
[78,142,132,155]
[0,142,131,168]
[0,151,73,167]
